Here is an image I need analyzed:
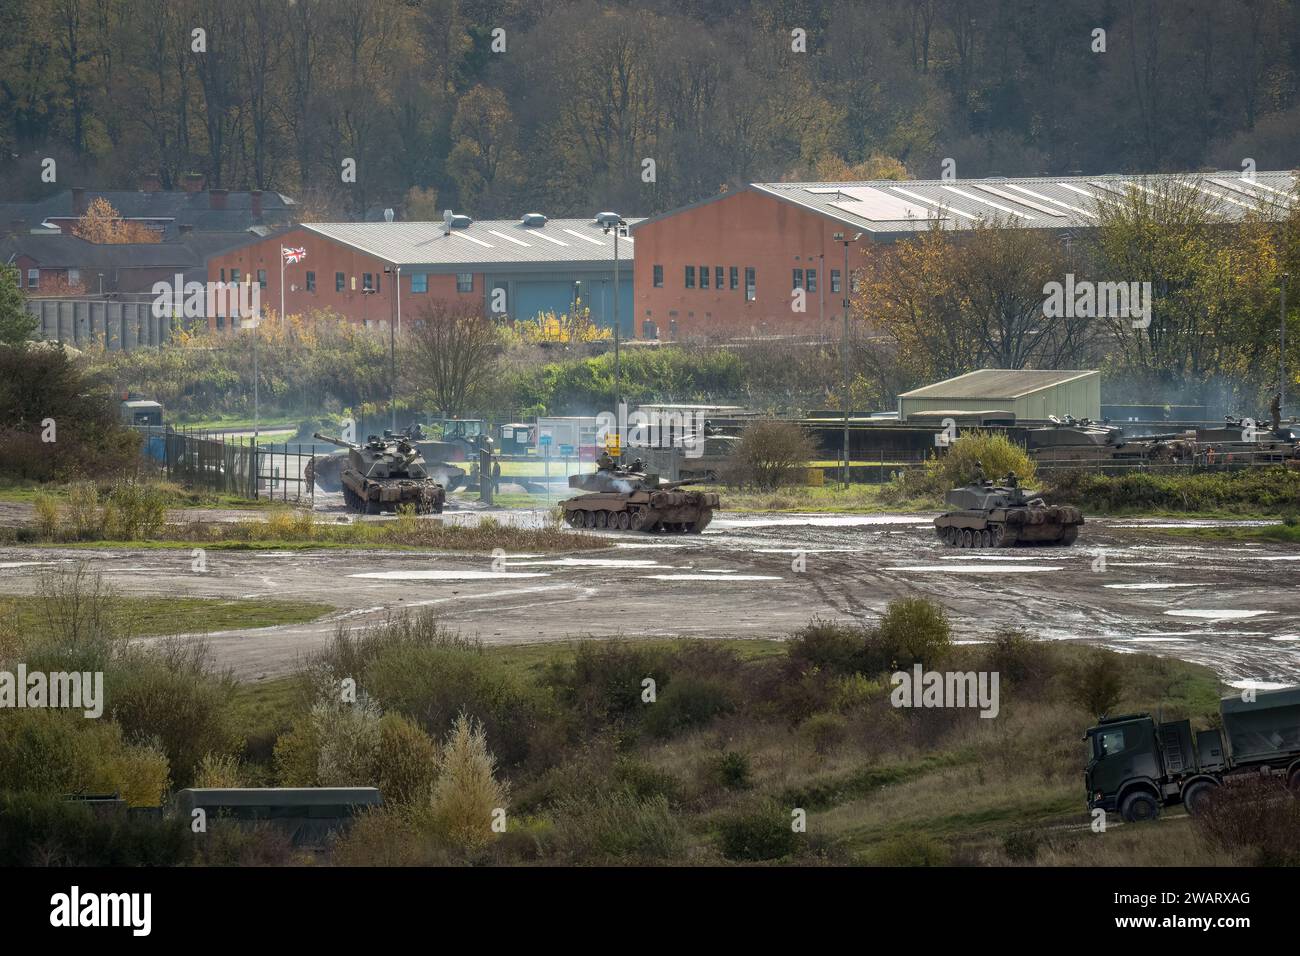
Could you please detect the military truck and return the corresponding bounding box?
[561,458,719,532]
[313,432,445,514]
[1085,686,1300,822]
[934,471,1083,547]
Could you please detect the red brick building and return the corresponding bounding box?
[629,171,1297,340]
[205,216,638,333]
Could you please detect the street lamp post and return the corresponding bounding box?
[1282,273,1290,419]
[833,232,862,487]
[599,213,629,460]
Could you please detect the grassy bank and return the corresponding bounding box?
[700,483,939,513]
[1044,467,1300,517]
[1,594,333,639]
[0,478,277,510]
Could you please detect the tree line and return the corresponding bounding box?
[2,0,1298,220]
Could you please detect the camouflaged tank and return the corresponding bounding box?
[561,461,719,533]
[934,471,1082,547]
[313,432,445,515]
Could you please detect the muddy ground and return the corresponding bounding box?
[1,508,1297,688]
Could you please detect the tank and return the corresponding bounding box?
[934,470,1083,547]
[561,458,720,533]
[312,432,446,515]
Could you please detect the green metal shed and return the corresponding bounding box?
[897,369,1100,422]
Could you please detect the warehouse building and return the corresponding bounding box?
[629,170,1296,340]
[205,215,638,333]
[897,369,1101,422]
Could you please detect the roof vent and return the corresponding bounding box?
[449,214,473,229]
[383,208,394,222]
[520,213,547,227]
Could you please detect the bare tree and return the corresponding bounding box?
[405,302,502,418]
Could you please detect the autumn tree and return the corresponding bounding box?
[73,196,160,243]
[447,85,522,215]
[0,265,36,345]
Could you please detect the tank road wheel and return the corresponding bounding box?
[1059,526,1079,546]
[990,525,1005,548]
[1120,790,1161,824]
[960,529,974,548]
[616,511,631,530]
[979,529,991,548]
[594,511,608,529]
[584,510,598,529]
[942,527,956,546]
[1182,781,1217,817]
[629,510,646,531]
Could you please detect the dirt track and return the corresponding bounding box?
[1,511,1297,687]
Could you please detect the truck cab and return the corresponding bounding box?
[1085,715,1164,816]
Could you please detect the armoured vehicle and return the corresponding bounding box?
[934,470,1083,547]
[312,432,445,514]
[1085,686,1300,822]
[561,458,720,532]
[1026,415,1183,463]
[309,432,467,494]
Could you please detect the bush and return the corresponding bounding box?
[1001,829,1042,862]
[801,712,849,754]
[872,598,952,670]
[986,629,1054,690]
[715,799,798,861]
[32,493,59,539]
[314,698,383,787]
[429,713,509,853]
[1068,650,1125,717]
[1193,778,1300,865]
[551,791,685,862]
[714,750,753,791]
[1044,466,1300,515]
[194,752,246,789]
[929,430,1037,489]
[871,831,951,866]
[374,713,440,805]
[786,619,870,675]
[0,792,189,866]
[726,421,816,489]
[103,480,166,539]
[547,641,671,728]
[642,675,736,739]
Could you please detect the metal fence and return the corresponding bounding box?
[27,297,175,350]
[137,426,315,503]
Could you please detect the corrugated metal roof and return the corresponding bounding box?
[302,218,642,269]
[753,170,1296,235]
[898,369,1098,400]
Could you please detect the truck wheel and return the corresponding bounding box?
[1182,781,1216,817]
[1120,791,1160,823]
[1288,768,1300,793]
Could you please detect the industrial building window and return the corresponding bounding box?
[26,269,38,288]
[219,268,226,283]
[850,274,861,293]
[699,265,709,289]
[363,273,374,291]
[807,269,817,293]
[830,269,841,294]
[685,266,695,288]
[730,266,738,290]
[335,272,345,292]
[306,271,316,292]
[745,267,756,301]
[653,265,663,288]
[231,269,241,284]
[456,273,473,293]
[411,273,428,293]
[792,268,803,290]
[715,266,724,289]
[68,268,79,286]
[257,269,267,288]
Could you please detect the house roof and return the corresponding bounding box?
[0,188,296,239]
[300,218,642,270]
[2,231,257,270]
[632,170,1297,237]
[898,369,1098,400]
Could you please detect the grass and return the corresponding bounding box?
[0,594,332,639]
[1152,524,1300,543]
[0,478,276,510]
[702,483,938,513]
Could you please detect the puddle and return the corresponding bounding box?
[640,573,784,582]
[350,569,551,581]
[753,548,862,555]
[1106,562,1177,567]
[1227,679,1293,691]
[1164,609,1274,621]
[1103,583,1208,590]
[612,542,687,549]
[1259,555,1300,561]
[508,558,664,568]
[940,555,1064,561]
[890,565,1063,573]
[0,561,55,569]
[1126,636,1192,643]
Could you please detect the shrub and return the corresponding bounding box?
[1068,650,1124,717]
[0,792,189,866]
[872,598,952,670]
[786,619,870,675]
[194,752,246,789]
[65,481,103,539]
[986,629,1054,690]
[713,750,753,791]
[726,421,816,489]
[547,641,671,728]
[551,791,685,862]
[273,716,321,786]
[103,480,166,539]
[929,430,1037,489]
[429,712,509,853]
[642,674,735,739]
[32,493,59,539]
[801,712,849,755]
[374,713,440,805]
[314,697,383,787]
[1193,777,1300,865]
[612,756,681,803]
[1001,829,1042,862]
[872,831,951,866]
[715,798,798,861]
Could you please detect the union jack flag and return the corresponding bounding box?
[282,246,306,264]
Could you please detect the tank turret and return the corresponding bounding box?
[561,462,719,533]
[310,432,445,515]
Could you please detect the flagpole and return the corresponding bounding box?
[280,246,285,327]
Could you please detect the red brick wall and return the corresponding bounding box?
[205,226,482,329]
[631,189,875,340]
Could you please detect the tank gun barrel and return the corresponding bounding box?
[661,476,708,489]
[313,432,358,449]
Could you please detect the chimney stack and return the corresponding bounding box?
[250,190,263,220]
[184,173,205,194]
[141,173,162,193]
[209,188,228,211]
[71,187,86,216]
